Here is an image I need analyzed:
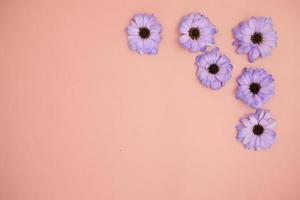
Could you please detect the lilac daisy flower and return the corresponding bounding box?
[236,68,274,109]
[233,16,278,62]
[195,47,233,90]
[126,13,162,55]
[179,13,217,52]
[236,109,276,151]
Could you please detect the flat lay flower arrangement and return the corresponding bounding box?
[126,13,278,151]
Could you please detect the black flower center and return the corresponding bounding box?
[253,124,264,136]
[208,64,219,74]
[249,82,261,94]
[139,27,150,39]
[251,32,263,45]
[189,27,200,40]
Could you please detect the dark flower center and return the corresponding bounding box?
[139,27,150,39]
[253,124,264,136]
[251,32,263,45]
[208,64,219,74]
[189,27,200,40]
[249,82,261,94]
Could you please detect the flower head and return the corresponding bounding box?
[179,13,217,52]
[126,13,162,55]
[236,68,274,108]
[236,109,276,151]
[233,17,277,62]
[195,47,233,90]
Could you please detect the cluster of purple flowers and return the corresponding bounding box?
[233,17,277,151]
[126,13,278,151]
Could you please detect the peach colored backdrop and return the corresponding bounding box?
[1,0,300,199]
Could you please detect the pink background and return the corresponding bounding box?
[1,0,300,199]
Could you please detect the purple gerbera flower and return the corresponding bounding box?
[236,68,274,109]
[126,13,162,55]
[236,109,276,151]
[179,13,217,52]
[195,47,233,90]
[233,17,278,62]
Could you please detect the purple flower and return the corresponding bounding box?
[126,13,162,55]
[236,68,274,109]
[236,109,276,151]
[233,17,278,62]
[195,47,233,90]
[179,13,217,53]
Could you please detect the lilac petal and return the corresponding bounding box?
[237,74,251,86]
[232,40,240,46]
[259,135,268,149]
[236,88,246,99]
[263,31,277,39]
[195,55,209,68]
[255,109,265,121]
[211,80,222,90]
[216,70,230,82]
[142,14,150,27]
[239,22,253,35]
[258,45,272,57]
[197,41,208,52]
[263,39,277,48]
[145,15,157,28]
[179,35,190,44]
[127,26,139,35]
[193,16,209,28]
[150,24,162,33]
[260,75,274,86]
[143,39,157,54]
[190,12,202,21]
[248,17,257,32]
[236,127,251,141]
[260,86,274,96]
[136,40,145,53]
[216,55,230,66]
[237,44,252,53]
[209,47,219,60]
[249,114,258,124]
[252,69,264,82]
[255,17,267,32]
[233,31,245,41]
[261,130,276,148]
[150,33,162,43]
[246,135,257,149]
[264,130,277,141]
[183,39,192,49]
[243,132,253,145]
[201,79,211,87]
[198,69,209,81]
[241,118,253,127]
[190,40,199,52]
[133,14,144,26]
[255,136,262,150]
[248,46,260,62]
[262,18,273,31]
[207,74,216,82]
[200,34,215,45]
[180,15,194,33]
[262,119,276,129]
[253,95,263,108]
[201,26,216,35]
